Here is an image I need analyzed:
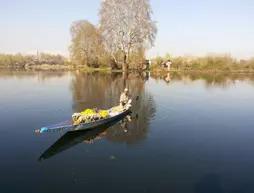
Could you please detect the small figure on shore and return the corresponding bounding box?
[165,60,172,71]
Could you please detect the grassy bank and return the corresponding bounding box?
[151,55,254,73]
[1,53,254,73]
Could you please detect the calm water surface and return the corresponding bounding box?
[1,71,254,193]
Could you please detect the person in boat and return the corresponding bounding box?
[71,89,131,126]
[120,88,130,107]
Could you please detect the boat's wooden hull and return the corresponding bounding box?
[71,109,131,132]
[39,109,131,133]
[39,110,131,160]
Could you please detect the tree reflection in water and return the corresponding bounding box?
[71,71,156,144]
[150,71,254,88]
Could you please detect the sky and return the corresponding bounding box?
[0,0,254,59]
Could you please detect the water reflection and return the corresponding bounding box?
[39,116,131,161]
[71,72,156,144]
[150,71,254,88]
[1,69,253,88]
[0,69,66,81]
[39,71,156,160]
[1,70,254,193]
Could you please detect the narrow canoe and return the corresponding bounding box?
[39,109,131,133]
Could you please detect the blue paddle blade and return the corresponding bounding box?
[39,120,73,133]
[40,127,49,133]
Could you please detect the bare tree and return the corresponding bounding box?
[70,20,108,67]
[99,0,157,71]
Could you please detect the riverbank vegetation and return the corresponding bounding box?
[1,52,254,72]
[1,0,253,72]
[151,54,254,72]
[0,53,69,69]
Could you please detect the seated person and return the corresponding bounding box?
[120,88,130,107]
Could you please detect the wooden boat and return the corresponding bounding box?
[72,109,131,132]
[38,108,131,133]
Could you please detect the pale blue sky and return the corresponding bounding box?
[0,0,254,58]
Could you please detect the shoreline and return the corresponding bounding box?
[1,64,254,74]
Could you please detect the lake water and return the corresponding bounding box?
[1,70,254,193]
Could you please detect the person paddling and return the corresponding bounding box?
[120,88,130,107]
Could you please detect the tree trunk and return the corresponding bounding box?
[110,58,118,69]
[123,63,129,72]
[122,71,128,88]
[122,53,129,71]
[84,52,89,66]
